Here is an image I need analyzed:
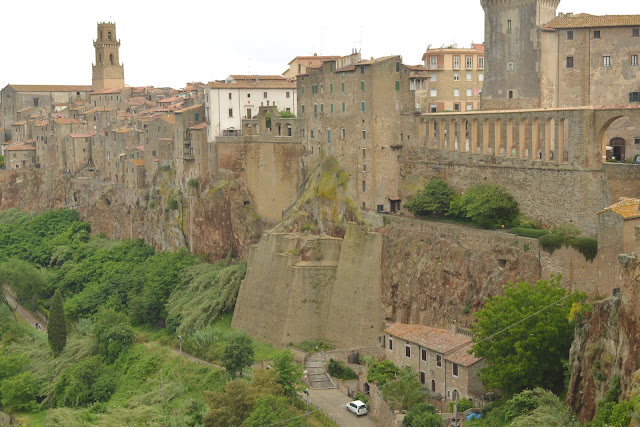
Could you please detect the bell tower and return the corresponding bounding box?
[480,0,560,110]
[92,22,125,91]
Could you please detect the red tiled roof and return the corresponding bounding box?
[35,120,49,127]
[7,84,92,92]
[445,342,483,367]
[598,197,640,220]
[12,121,27,126]
[54,118,83,125]
[230,75,287,81]
[544,14,640,29]
[175,103,203,114]
[91,87,123,94]
[158,96,179,104]
[385,323,472,354]
[208,80,296,89]
[189,122,207,130]
[70,132,96,138]
[288,55,341,67]
[6,142,36,151]
[129,158,145,167]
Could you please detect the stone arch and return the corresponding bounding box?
[252,123,259,135]
[109,53,114,65]
[609,137,626,161]
[243,123,252,136]
[597,115,624,163]
[284,123,292,137]
[276,123,282,136]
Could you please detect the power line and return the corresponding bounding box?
[266,408,321,426]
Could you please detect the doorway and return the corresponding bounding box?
[609,137,625,161]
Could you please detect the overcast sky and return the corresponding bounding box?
[0,0,635,89]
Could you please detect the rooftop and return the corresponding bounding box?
[598,197,640,220]
[385,323,473,355]
[208,80,296,89]
[6,142,36,151]
[129,158,145,167]
[54,118,83,125]
[544,13,640,29]
[6,84,93,93]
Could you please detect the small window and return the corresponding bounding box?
[247,93,251,98]
[395,81,400,91]
[314,104,317,118]
[466,88,472,97]
[453,363,459,377]
[436,354,442,367]
[341,82,345,92]
[320,104,324,113]
[362,181,366,192]
[479,73,484,82]
[362,148,366,157]
[389,337,393,351]
[508,90,514,99]
[362,130,366,140]
[430,72,437,82]
[395,61,400,72]
[631,55,638,67]
[478,57,484,69]
[603,55,611,67]
[301,85,305,95]
[228,93,232,100]
[361,101,365,112]
[567,30,574,40]
[329,63,334,72]
[330,84,334,93]
[508,62,514,72]
[430,57,438,69]
[301,104,305,114]
[630,92,640,103]
[466,56,473,69]
[430,88,437,97]
[405,345,411,358]
[420,371,426,384]
[286,91,290,98]
[635,138,640,144]
[430,104,437,113]
[363,163,366,172]
[634,28,640,37]
[228,108,233,117]
[360,66,365,74]
[466,103,473,111]
[454,88,460,97]
[421,349,427,362]
[341,128,346,139]
[361,81,365,92]
[453,56,460,69]
[454,72,460,81]
[342,103,346,113]
[466,72,472,81]
[507,20,512,29]
[566,57,574,68]
[327,129,331,144]
[454,103,460,111]
[330,104,334,113]
[594,30,601,39]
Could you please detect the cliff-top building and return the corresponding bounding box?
[92,22,125,91]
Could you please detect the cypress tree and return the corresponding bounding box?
[47,290,67,356]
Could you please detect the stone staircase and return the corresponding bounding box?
[305,352,335,390]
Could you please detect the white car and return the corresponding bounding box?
[346,400,368,416]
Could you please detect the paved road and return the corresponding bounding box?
[304,388,375,427]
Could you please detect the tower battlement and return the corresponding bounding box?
[92,22,125,91]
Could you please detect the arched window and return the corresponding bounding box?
[431,380,436,392]
[99,54,102,65]
[100,30,103,40]
[110,54,114,65]
[108,31,112,40]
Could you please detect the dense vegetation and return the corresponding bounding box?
[0,208,331,426]
[406,180,520,228]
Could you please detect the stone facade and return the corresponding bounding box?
[5,142,36,170]
[92,22,125,91]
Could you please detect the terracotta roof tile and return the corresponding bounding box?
[35,120,49,127]
[160,115,176,125]
[7,84,92,92]
[12,121,27,126]
[544,14,640,29]
[599,197,640,220]
[69,132,96,138]
[6,142,36,151]
[444,342,482,367]
[175,103,203,114]
[230,75,287,81]
[129,158,145,166]
[54,118,83,125]
[91,87,123,94]
[208,80,296,89]
[385,323,472,355]
[189,122,207,130]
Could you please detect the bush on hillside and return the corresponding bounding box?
[327,358,357,380]
[405,179,455,217]
[451,183,520,228]
[92,309,135,363]
[511,227,549,238]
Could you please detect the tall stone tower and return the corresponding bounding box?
[480,0,560,110]
[92,22,125,91]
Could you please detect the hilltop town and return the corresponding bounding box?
[1,1,640,425]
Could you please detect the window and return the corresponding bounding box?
[362,130,366,140]
[466,56,473,69]
[361,101,365,112]
[311,129,314,138]
[314,104,317,117]
[302,104,305,113]
[454,72,460,81]
[454,103,460,111]
[330,63,334,72]
[33,98,39,107]
[228,108,233,117]
[630,92,640,103]
[632,55,638,66]
[320,84,323,94]
[330,84,334,93]
[361,81,365,92]
[479,73,484,82]
[466,103,473,111]
[467,88,472,97]
[327,129,331,144]
[478,56,484,69]
[430,104,437,113]
[509,90,514,99]
[567,57,574,68]
[454,88,460,97]
[430,88,437,97]
[363,163,366,172]
[603,55,611,67]
[341,82,345,92]
[389,337,393,350]
[301,85,305,95]
[228,93,232,100]
[405,345,411,358]
[360,66,365,74]
[594,30,601,39]
[430,57,438,69]
[466,72,472,81]
[508,62,514,72]
[430,72,437,82]
[635,138,640,144]
[395,61,400,72]
[453,363,459,377]
[362,148,366,157]
[320,104,324,113]
[410,80,416,90]
[286,91,290,98]
[421,349,427,362]
[342,103,346,113]
[395,81,400,91]
[568,30,574,40]
[341,128,346,139]
[420,371,426,384]
[195,113,200,122]
[436,354,442,367]
[453,56,460,69]
[507,19,512,29]
[330,103,334,113]
[634,28,640,37]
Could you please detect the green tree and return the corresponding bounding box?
[0,371,40,413]
[382,367,424,410]
[366,359,399,386]
[52,356,115,407]
[92,308,135,363]
[272,350,303,397]
[471,276,586,395]
[405,179,455,217]
[243,394,304,427]
[403,402,440,427]
[453,183,520,228]
[48,289,67,356]
[221,332,254,378]
[0,258,46,311]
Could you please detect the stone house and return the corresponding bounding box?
[64,132,96,174]
[205,75,296,140]
[382,323,485,406]
[297,54,418,213]
[5,142,36,170]
[282,54,344,80]
[174,104,205,183]
[598,198,640,256]
[421,43,485,113]
[125,158,146,189]
[33,120,52,168]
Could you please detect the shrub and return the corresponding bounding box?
[539,225,598,262]
[221,333,254,378]
[568,237,598,262]
[511,227,549,238]
[449,397,474,413]
[405,179,455,217]
[167,197,179,210]
[539,233,564,254]
[187,178,199,189]
[52,356,115,407]
[366,359,399,387]
[92,309,135,363]
[48,289,67,356]
[0,371,40,413]
[455,183,520,228]
[294,340,333,352]
[327,358,357,380]
[404,402,439,427]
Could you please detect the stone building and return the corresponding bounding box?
[205,75,296,140]
[174,104,206,183]
[597,198,640,257]
[5,142,36,170]
[63,133,95,174]
[92,22,125,91]
[382,323,485,406]
[282,54,345,80]
[421,44,485,113]
[297,55,418,212]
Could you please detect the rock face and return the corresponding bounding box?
[566,254,640,423]
[0,169,263,261]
